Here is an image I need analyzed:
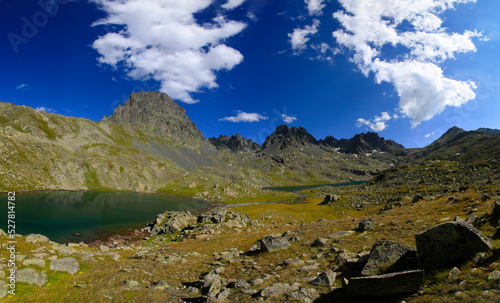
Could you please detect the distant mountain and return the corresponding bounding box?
[209,134,260,152]
[321,132,406,156]
[261,125,318,151]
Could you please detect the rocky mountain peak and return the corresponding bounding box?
[209,134,260,152]
[104,91,203,140]
[262,125,318,150]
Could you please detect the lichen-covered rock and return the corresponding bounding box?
[16,268,48,286]
[23,258,46,268]
[259,235,291,252]
[201,273,223,296]
[151,211,197,236]
[347,270,424,296]
[415,221,493,269]
[358,218,375,231]
[361,240,417,276]
[25,234,50,244]
[310,270,337,287]
[260,282,301,297]
[0,280,7,298]
[50,257,80,275]
[198,208,227,224]
[288,287,319,302]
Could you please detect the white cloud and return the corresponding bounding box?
[36,107,56,113]
[282,114,297,123]
[219,110,268,123]
[222,0,246,10]
[425,132,435,138]
[356,112,391,131]
[288,19,320,52]
[91,0,246,104]
[16,83,29,90]
[305,0,325,16]
[333,0,482,127]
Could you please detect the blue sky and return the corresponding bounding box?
[1,0,499,148]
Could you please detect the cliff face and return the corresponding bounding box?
[261,125,318,150]
[210,134,260,152]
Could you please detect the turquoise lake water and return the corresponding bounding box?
[1,191,208,244]
[262,180,367,192]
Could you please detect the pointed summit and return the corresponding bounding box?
[262,125,318,150]
[105,91,203,140]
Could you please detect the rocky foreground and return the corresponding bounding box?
[1,177,500,302]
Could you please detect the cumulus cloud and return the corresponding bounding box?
[91,0,246,104]
[36,107,56,113]
[288,19,320,52]
[282,114,297,123]
[425,132,435,138]
[356,112,391,131]
[222,0,246,10]
[305,0,325,16]
[333,0,482,127]
[16,83,29,90]
[219,110,268,123]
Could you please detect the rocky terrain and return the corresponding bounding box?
[1,91,500,302]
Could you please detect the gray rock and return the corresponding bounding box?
[259,235,291,252]
[23,258,46,268]
[198,208,227,224]
[0,280,7,299]
[16,268,48,286]
[250,278,264,286]
[361,240,417,276]
[466,214,478,226]
[493,200,500,218]
[201,273,223,296]
[358,218,375,231]
[415,221,493,269]
[412,193,424,203]
[329,230,354,239]
[310,270,337,287]
[448,267,461,279]
[288,287,319,302]
[487,270,500,281]
[151,280,170,290]
[261,282,301,297]
[50,257,80,275]
[25,234,50,244]
[312,238,328,247]
[347,270,424,296]
[233,279,250,289]
[100,245,110,252]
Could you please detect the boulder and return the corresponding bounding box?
[361,240,417,276]
[288,287,319,303]
[310,270,337,287]
[197,208,227,224]
[358,218,375,231]
[415,221,493,269]
[259,235,291,252]
[25,234,50,244]
[201,273,223,296]
[50,257,80,275]
[0,280,7,299]
[312,238,328,247]
[493,200,500,218]
[260,282,301,297]
[16,268,48,286]
[23,258,46,268]
[347,270,424,296]
[151,211,197,235]
[320,194,339,205]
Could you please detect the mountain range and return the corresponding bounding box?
[1,91,498,201]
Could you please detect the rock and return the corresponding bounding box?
[259,235,291,252]
[415,221,493,269]
[0,280,7,299]
[23,258,46,268]
[260,282,301,297]
[454,216,465,222]
[361,240,417,276]
[198,208,227,224]
[233,279,250,289]
[25,234,50,244]
[201,273,223,296]
[151,280,170,290]
[329,230,354,239]
[448,267,461,279]
[16,268,48,286]
[466,214,478,226]
[55,245,78,255]
[310,270,337,287]
[126,280,140,288]
[50,257,80,275]
[347,270,425,296]
[487,270,500,281]
[320,195,339,205]
[100,245,110,252]
[312,238,328,247]
[250,278,264,286]
[412,193,424,203]
[152,211,197,235]
[358,218,375,232]
[288,287,319,302]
